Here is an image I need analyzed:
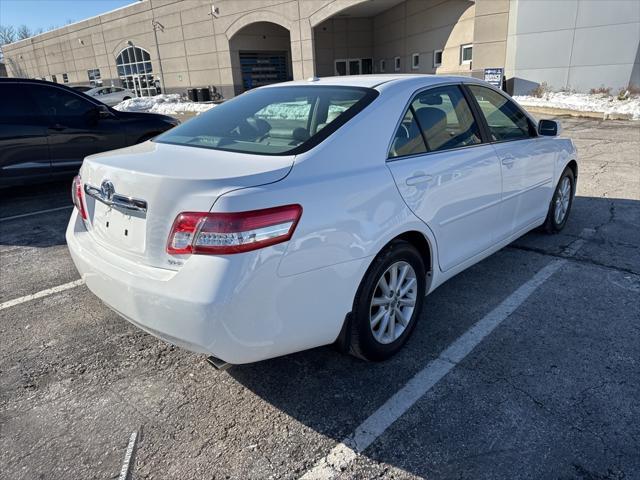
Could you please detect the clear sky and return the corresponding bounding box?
[0,0,136,32]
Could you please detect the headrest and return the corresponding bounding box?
[414,107,447,132]
[246,117,271,136]
[291,127,310,143]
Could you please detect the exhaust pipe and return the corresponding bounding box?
[206,355,231,371]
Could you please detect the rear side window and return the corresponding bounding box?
[156,86,378,155]
[468,85,534,142]
[389,84,482,158]
[0,84,40,125]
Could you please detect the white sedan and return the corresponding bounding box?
[84,86,135,106]
[67,75,577,367]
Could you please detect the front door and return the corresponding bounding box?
[28,84,126,176]
[386,85,502,272]
[467,85,556,239]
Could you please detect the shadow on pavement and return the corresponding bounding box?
[228,194,639,477]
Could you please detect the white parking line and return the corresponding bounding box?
[118,431,138,480]
[0,279,84,311]
[300,259,566,479]
[0,205,73,222]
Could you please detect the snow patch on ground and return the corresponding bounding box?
[113,94,215,115]
[513,92,640,120]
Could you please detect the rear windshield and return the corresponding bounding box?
[155,86,378,155]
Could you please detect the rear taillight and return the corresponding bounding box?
[167,204,303,255]
[72,175,88,220]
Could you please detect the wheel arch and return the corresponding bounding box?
[566,159,578,181]
[334,228,435,352]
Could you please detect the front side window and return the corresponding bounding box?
[468,85,534,142]
[156,86,378,155]
[30,85,95,127]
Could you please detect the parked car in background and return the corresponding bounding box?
[67,75,577,367]
[72,85,94,93]
[85,86,136,106]
[0,78,179,187]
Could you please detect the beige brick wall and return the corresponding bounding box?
[2,0,510,98]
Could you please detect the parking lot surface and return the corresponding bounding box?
[1,117,639,479]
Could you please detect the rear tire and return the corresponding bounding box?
[347,240,426,361]
[543,167,575,233]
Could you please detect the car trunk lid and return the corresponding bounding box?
[80,141,294,270]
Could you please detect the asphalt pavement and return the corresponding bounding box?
[0,116,638,480]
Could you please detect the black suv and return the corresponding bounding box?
[0,78,179,187]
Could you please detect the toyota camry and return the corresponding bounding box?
[66,75,577,367]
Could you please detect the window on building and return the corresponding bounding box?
[51,75,57,83]
[87,68,102,87]
[412,53,420,70]
[468,85,535,142]
[62,73,69,83]
[116,46,155,97]
[433,50,443,68]
[335,60,347,76]
[460,44,473,65]
[362,58,373,75]
[394,56,401,72]
[379,59,386,73]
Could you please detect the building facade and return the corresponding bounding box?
[2,0,639,98]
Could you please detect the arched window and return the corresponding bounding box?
[115,46,157,97]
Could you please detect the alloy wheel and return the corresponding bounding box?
[554,176,572,224]
[369,261,418,344]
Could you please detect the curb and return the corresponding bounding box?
[523,105,634,121]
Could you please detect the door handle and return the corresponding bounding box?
[501,155,516,167]
[405,174,433,186]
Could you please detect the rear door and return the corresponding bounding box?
[28,84,126,176]
[0,82,50,184]
[466,85,555,240]
[386,84,503,272]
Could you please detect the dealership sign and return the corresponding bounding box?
[484,68,504,89]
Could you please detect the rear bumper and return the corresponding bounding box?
[66,210,370,364]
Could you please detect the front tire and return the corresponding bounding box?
[543,167,575,233]
[347,240,426,361]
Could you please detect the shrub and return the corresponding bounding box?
[530,82,549,98]
[589,86,611,95]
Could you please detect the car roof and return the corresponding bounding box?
[262,74,484,90]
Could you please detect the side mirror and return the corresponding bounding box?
[538,119,561,136]
[97,105,113,119]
